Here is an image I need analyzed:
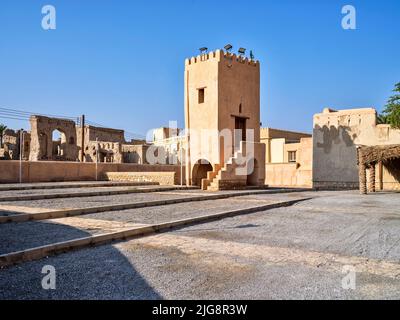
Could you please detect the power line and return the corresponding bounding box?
[85,118,146,140]
[0,107,78,121]
[0,107,147,140]
[0,114,30,121]
[85,120,107,128]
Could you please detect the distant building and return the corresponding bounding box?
[151,127,185,165]
[313,107,400,191]
[0,115,150,164]
[261,128,312,187]
[0,129,30,160]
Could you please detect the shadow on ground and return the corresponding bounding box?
[0,219,162,300]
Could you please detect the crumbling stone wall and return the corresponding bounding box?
[84,140,123,163]
[29,116,78,161]
[122,144,149,164]
[77,125,147,164]
[1,129,19,160]
[0,129,30,160]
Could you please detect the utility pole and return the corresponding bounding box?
[19,129,24,184]
[80,114,85,162]
[180,143,183,186]
[95,137,98,181]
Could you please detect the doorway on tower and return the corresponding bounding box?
[234,116,246,152]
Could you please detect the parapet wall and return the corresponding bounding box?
[185,49,259,67]
[0,161,185,185]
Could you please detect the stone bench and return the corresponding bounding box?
[103,172,176,186]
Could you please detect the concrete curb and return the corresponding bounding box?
[0,198,310,268]
[0,188,312,224]
[0,186,197,202]
[0,181,159,192]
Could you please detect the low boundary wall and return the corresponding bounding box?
[265,163,312,188]
[0,161,185,185]
[103,172,176,186]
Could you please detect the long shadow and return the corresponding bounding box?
[0,218,163,300]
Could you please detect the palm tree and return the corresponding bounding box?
[376,114,388,124]
[0,124,7,148]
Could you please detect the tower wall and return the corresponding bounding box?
[184,49,265,187]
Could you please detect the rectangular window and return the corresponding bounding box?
[198,88,205,104]
[288,151,296,163]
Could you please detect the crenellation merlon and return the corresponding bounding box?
[185,49,259,67]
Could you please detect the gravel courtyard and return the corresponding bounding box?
[0,190,399,299]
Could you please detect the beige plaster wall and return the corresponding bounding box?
[217,52,261,152]
[0,161,184,185]
[270,138,285,163]
[313,108,400,189]
[265,137,312,187]
[265,163,312,187]
[261,127,311,164]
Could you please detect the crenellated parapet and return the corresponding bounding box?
[185,49,259,67]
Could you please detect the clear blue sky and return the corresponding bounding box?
[0,0,399,137]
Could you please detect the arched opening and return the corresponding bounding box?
[52,129,67,160]
[192,159,213,187]
[247,158,259,186]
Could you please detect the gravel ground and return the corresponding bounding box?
[0,188,308,214]
[0,196,279,255]
[0,187,284,199]
[0,221,92,255]
[1,190,399,299]
[0,192,196,211]
[0,244,162,299]
[0,185,179,198]
[176,191,400,261]
[77,196,277,224]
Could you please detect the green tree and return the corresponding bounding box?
[381,82,400,129]
[0,123,7,147]
[376,114,388,124]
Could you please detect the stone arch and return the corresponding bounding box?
[29,116,78,161]
[192,159,213,187]
[51,128,67,159]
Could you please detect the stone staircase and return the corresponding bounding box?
[201,145,248,191]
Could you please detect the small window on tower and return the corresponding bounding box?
[198,88,205,104]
